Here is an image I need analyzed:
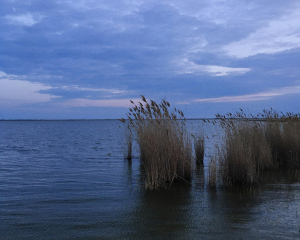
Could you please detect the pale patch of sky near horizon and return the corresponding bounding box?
[63,98,141,107]
[0,72,60,106]
[193,85,300,103]
[0,71,131,107]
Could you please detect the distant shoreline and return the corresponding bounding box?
[0,118,285,121]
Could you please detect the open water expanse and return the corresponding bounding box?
[1,120,300,239]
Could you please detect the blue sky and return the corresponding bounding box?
[1,0,300,119]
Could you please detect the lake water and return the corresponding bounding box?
[1,120,300,239]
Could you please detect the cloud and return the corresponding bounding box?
[63,98,140,107]
[223,4,300,58]
[0,71,132,108]
[176,58,250,76]
[193,85,300,103]
[0,1,253,81]
[4,13,43,26]
[168,0,256,25]
[0,71,60,106]
[61,85,130,94]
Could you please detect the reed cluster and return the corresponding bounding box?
[212,108,300,187]
[218,120,272,186]
[281,121,300,167]
[265,114,300,167]
[121,96,192,189]
[121,101,300,189]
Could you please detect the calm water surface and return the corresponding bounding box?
[0,120,300,239]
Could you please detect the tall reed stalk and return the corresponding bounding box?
[124,124,133,160]
[208,158,217,187]
[121,95,192,189]
[194,135,205,165]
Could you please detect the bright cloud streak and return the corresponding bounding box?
[61,85,130,94]
[63,98,141,108]
[223,4,300,58]
[177,59,250,76]
[203,65,251,76]
[0,72,60,106]
[4,13,42,26]
[193,85,300,103]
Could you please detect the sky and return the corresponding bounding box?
[1,0,300,119]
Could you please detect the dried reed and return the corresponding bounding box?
[280,117,300,167]
[194,135,205,165]
[262,109,300,167]
[208,158,217,188]
[215,108,300,186]
[217,110,273,186]
[121,95,192,189]
[124,124,133,160]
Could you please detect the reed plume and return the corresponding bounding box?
[122,95,192,189]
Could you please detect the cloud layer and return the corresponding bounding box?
[223,3,300,58]
[0,0,300,118]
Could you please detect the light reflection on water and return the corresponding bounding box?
[0,120,300,239]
